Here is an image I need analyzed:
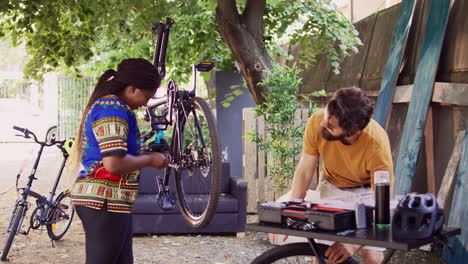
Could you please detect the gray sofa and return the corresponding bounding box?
[132,163,247,234]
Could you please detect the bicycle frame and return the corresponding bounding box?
[146,81,199,177]
[139,18,221,227]
[12,128,70,234]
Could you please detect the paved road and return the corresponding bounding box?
[0,142,64,192]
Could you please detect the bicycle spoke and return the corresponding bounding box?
[173,97,221,228]
[46,193,74,240]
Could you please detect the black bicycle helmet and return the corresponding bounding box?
[392,192,444,241]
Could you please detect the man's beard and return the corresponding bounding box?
[321,128,350,144]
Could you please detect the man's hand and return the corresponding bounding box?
[324,242,361,263]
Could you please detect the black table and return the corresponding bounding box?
[247,223,461,264]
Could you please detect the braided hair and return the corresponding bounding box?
[67,58,161,179]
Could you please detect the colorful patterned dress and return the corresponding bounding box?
[71,95,145,213]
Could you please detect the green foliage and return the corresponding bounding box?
[0,0,360,84]
[246,65,318,192]
[220,83,247,108]
[0,0,235,81]
[266,0,362,75]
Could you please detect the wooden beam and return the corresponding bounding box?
[442,128,468,262]
[242,108,258,213]
[393,82,468,106]
[424,106,435,194]
[374,0,418,128]
[437,130,465,208]
[394,0,453,195]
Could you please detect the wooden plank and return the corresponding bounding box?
[438,0,468,83]
[432,82,468,106]
[443,129,468,263]
[360,5,401,92]
[257,115,266,204]
[452,107,464,139]
[393,82,468,106]
[242,107,258,213]
[437,130,465,209]
[394,0,453,195]
[265,119,276,201]
[424,106,435,194]
[326,13,377,91]
[374,0,417,127]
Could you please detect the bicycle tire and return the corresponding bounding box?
[46,191,74,240]
[173,96,222,228]
[251,243,359,264]
[1,204,25,261]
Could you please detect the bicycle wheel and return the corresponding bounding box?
[46,191,74,240]
[1,204,25,261]
[251,243,359,264]
[172,96,222,228]
[45,125,58,144]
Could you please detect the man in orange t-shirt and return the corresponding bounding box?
[291,87,393,264]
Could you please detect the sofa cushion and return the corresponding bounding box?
[132,193,239,214]
[138,163,231,194]
[132,213,244,234]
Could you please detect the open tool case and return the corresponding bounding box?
[258,201,373,231]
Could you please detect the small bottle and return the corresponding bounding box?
[375,171,390,228]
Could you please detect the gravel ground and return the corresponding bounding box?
[0,150,448,264]
[0,186,449,264]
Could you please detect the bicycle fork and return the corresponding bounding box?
[8,201,28,236]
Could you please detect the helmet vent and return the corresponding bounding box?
[424,213,432,225]
[412,197,421,208]
[426,197,434,207]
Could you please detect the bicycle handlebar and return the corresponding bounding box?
[13,126,26,133]
[12,126,60,147]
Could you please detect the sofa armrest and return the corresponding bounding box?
[229,176,247,229]
[229,176,247,199]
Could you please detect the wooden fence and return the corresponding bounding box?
[242,107,319,213]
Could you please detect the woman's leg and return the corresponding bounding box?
[75,204,133,264]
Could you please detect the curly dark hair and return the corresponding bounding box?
[327,87,374,136]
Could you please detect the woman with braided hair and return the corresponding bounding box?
[67,58,170,264]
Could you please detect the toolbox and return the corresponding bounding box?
[258,201,374,231]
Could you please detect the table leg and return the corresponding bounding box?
[382,249,396,264]
[307,238,327,264]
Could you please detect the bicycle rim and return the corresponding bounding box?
[251,243,358,264]
[173,97,222,228]
[46,192,74,240]
[1,204,25,261]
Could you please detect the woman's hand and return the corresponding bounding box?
[146,152,171,169]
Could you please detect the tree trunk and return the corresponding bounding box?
[216,0,272,105]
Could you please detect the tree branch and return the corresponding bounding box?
[216,0,240,24]
[243,0,266,38]
[216,0,271,105]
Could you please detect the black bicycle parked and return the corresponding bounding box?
[143,18,222,228]
[1,126,75,261]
